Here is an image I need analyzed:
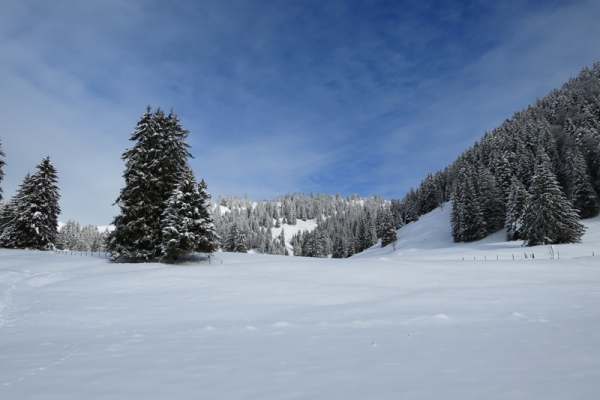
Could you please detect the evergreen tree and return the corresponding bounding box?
[565,148,599,219]
[418,173,439,215]
[505,177,528,241]
[196,179,220,253]
[357,212,377,251]
[460,178,487,242]
[477,168,505,233]
[521,151,585,246]
[380,209,397,247]
[312,229,328,258]
[0,158,61,249]
[450,164,486,243]
[161,168,219,260]
[332,236,345,258]
[0,198,17,246]
[107,107,192,261]
[224,222,248,253]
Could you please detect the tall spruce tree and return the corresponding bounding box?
[565,148,599,219]
[0,158,60,249]
[451,164,486,242]
[477,168,505,233]
[505,177,528,241]
[196,179,220,253]
[521,151,585,246]
[380,209,397,247]
[107,107,192,261]
[418,173,439,215]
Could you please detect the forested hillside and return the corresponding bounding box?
[392,63,600,246]
[213,193,394,258]
[216,63,600,256]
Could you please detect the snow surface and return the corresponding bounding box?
[2,204,600,399]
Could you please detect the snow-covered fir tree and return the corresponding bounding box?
[565,147,599,219]
[0,197,17,245]
[225,222,248,253]
[417,172,440,215]
[161,168,219,260]
[505,177,528,241]
[476,167,505,234]
[451,165,486,243]
[107,107,201,261]
[0,157,61,250]
[380,209,397,247]
[521,151,585,246]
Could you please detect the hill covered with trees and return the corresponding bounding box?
[216,63,600,256]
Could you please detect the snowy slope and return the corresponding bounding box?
[355,202,600,261]
[1,207,600,399]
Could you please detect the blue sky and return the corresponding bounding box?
[1,0,600,225]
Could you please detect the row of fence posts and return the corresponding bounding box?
[56,250,110,258]
[462,250,597,261]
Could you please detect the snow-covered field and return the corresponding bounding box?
[1,206,600,399]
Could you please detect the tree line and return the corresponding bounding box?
[213,193,397,258]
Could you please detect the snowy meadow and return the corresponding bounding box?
[1,207,599,399]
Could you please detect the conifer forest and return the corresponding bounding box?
[1,63,600,259]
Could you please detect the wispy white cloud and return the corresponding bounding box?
[0,0,599,224]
